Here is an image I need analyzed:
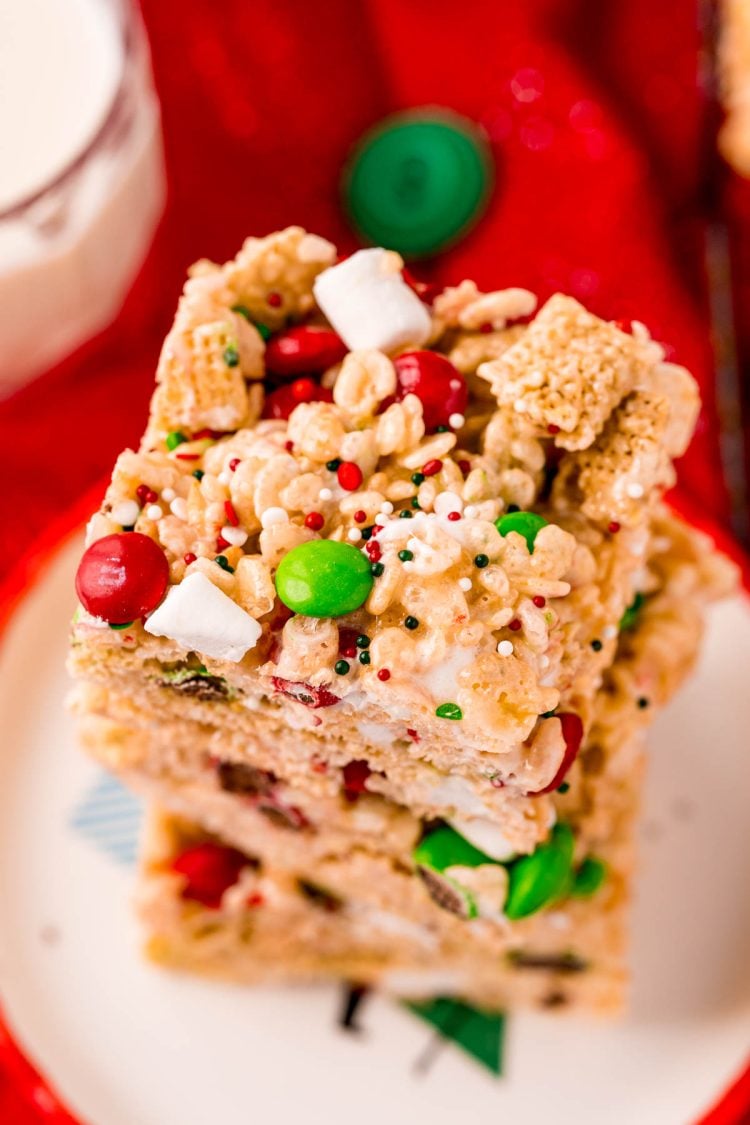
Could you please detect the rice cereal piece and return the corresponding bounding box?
[479,294,654,451]
[147,322,251,442]
[552,391,674,527]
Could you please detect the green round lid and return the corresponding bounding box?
[343,110,493,259]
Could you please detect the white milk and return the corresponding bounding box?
[0,0,165,392]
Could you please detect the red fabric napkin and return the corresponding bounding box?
[1,0,747,1120]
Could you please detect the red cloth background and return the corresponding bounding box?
[1,0,747,1120]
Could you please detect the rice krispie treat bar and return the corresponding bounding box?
[67,227,735,1012]
[69,229,704,847]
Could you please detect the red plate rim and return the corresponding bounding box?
[0,481,747,1125]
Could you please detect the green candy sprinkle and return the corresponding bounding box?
[109,621,134,630]
[620,591,645,631]
[541,710,557,719]
[591,638,603,652]
[356,635,370,649]
[504,824,575,920]
[637,697,650,709]
[400,509,413,518]
[411,472,425,485]
[215,556,234,574]
[398,549,414,562]
[557,781,570,794]
[371,562,385,577]
[326,459,341,472]
[474,553,489,569]
[166,431,187,451]
[231,304,251,319]
[359,651,371,666]
[495,510,548,553]
[334,660,350,676]
[360,526,373,540]
[571,856,607,898]
[435,424,450,433]
[192,469,204,481]
[411,497,421,509]
[275,539,374,617]
[223,344,240,367]
[404,615,419,630]
[436,702,463,720]
[255,322,271,341]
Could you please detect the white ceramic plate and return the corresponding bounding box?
[0,536,748,1125]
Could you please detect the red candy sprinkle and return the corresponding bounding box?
[422,459,443,477]
[224,500,239,526]
[337,461,363,491]
[265,326,347,378]
[261,379,333,420]
[266,291,282,308]
[75,532,169,624]
[365,540,381,561]
[171,842,250,909]
[183,552,197,566]
[285,441,294,452]
[528,713,584,795]
[508,618,522,631]
[447,511,461,521]
[406,728,420,742]
[304,511,325,531]
[479,321,493,334]
[136,484,157,506]
[458,460,471,475]
[338,627,359,658]
[532,596,546,608]
[547,424,561,435]
[342,759,372,799]
[229,458,241,472]
[216,535,230,551]
[353,509,366,524]
[176,452,200,461]
[393,351,467,431]
[377,668,391,681]
[271,677,340,709]
[608,521,621,534]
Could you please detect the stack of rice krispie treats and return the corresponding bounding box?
[68,228,735,1014]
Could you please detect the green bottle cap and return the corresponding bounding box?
[342,110,493,259]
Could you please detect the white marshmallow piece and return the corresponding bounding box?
[144,572,261,662]
[449,816,517,862]
[313,248,431,353]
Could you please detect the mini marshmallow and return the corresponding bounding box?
[313,248,431,353]
[110,500,140,527]
[144,571,261,662]
[449,816,517,862]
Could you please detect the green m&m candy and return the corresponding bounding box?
[495,510,548,553]
[342,110,493,259]
[275,539,373,617]
[571,856,607,898]
[413,824,497,920]
[504,823,575,920]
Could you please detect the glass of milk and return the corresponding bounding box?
[0,0,166,395]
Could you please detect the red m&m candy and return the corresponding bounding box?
[171,841,250,908]
[393,350,467,431]
[265,326,347,378]
[262,377,333,420]
[75,531,169,624]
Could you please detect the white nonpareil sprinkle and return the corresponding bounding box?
[260,506,289,529]
[144,571,261,662]
[218,471,231,486]
[145,504,163,521]
[347,528,362,542]
[463,504,479,519]
[497,640,514,656]
[449,413,465,429]
[318,488,333,501]
[433,491,464,517]
[170,497,188,521]
[313,248,431,353]
[626,481,645,499]
[603,624,617,640]
[458,577,473,592]
[379,501,394,514]
[161,487,176,503]
[374,513,390,526]
[221,525,248,547]
[110,500,140,527]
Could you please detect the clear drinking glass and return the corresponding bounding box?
[0,0,166,395]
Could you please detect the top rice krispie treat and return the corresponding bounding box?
[71,227,703,797]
